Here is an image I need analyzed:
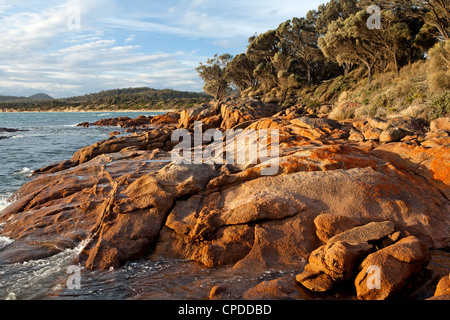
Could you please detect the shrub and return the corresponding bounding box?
[431,91,450,119]
[328,103,358,121]
[428,41,450,92]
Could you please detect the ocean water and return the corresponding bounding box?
[0,112,164,197]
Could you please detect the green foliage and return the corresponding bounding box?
[196,54,233,100]
[431,91,450,118]
[427,40,450,92]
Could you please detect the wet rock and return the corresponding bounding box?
[355,236,431,300]
[0,127,26,133]
[296,266,335,292]
[89,116,133,127]
[209,285,230,300]
[243,275,301,300]
[77,122,90,128]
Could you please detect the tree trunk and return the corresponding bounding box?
[367,65,373,85]
[343,62,353,76]
[307,64,312,86]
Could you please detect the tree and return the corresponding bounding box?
[377,0,449,41]
[225,53,257,92]
[371,10,413,75]
[315,0,360,34]
[246,31,281,93]
[319,11,381,85]
[196,54,233,100]
[276,17,324,85]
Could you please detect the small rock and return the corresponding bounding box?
[314,214,360,243]
[434,273,450,298]
[0,127,26,133]
[296,241,373,292]
[327,221,395,245]
[243,275,300,300]
[296,265,335,292]
[430,117,450,132]
[368,118,391,131]
[425,129,449,141]
[362,123,382,141]
[354,236,431,300]
[77,122,90,128]
[352,119,368,131]
[290,117,342,130]
[389,116,427,133]
[348,130,365,142]
[379,128,411,143]
[209,285,229,300]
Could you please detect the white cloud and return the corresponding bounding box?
[0,0,326,97]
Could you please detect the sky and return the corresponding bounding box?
[0,0,326,98]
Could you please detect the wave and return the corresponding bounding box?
[0,236,14,250]
[0,193,12,213]
[0,239,89,300]
[13,167,32,177]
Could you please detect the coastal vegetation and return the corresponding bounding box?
[196,0,450,120]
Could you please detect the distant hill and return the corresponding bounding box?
[0,93,54,103]
[28,93,54,101]
[0,88,211,111]
[0,95,24,102]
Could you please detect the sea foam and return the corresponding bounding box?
[0,193,12,213]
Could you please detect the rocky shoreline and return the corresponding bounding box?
[0,97,448,300]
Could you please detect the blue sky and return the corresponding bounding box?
[0,0,326,98]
